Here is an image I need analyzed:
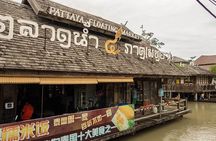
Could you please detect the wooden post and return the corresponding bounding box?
[177,100,180,111]
[159,96,162,118]
[169,91,172,99]
[185,99,187,110]
[41,85,44,118]
[208,93,211,100]
[194,93,198,101]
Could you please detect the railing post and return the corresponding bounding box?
[208,93,211,100]
[159,96,162,118]
[177,99,180,111]
[194,93,198,101]
[169,91,172,99]
[184,99,187,110]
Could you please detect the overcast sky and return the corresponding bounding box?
[14,0,216,59]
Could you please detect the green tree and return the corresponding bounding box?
[210,65,216,74]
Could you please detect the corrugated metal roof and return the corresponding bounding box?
[194,55,216,65]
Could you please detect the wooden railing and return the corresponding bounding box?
[163,84,216,92]
[134,99,189,121]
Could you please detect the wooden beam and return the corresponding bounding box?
[27,0,43,15]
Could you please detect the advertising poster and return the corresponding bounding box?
[0,104,135,141]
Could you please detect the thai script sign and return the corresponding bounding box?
[0,14,98,49]
[47,7,141,40]
[0,105,135,141]
[124,43,171,61]
[0,14,170,61]
[104,26,123,55]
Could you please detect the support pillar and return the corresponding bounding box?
[194,93,198,101]
[208,93,211,100]
[169,91,172,99]
[178,92,180,99]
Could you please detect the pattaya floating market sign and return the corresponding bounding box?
[0,105,135,141]
[47,7,141,40]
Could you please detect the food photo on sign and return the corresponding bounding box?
[111,104,135,132]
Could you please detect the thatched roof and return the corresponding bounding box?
[172,56,189,63]
[175,64,215,76]
[0,0,199,77]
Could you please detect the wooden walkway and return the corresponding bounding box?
[95,99,191,141]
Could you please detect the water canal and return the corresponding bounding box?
[118,102,216,141]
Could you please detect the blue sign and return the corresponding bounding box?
[158,88,164,97]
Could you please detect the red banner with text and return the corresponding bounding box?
[0,104,135,141]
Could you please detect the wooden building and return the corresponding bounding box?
[194,55,216,71]
[163,56,216,101]
[0,0,190,140]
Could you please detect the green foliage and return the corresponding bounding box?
[210,65,216,74]
[175,63,184,68]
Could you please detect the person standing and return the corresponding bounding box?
[132,86,138,106]
[21,102,34,121]
[200,93,205,101]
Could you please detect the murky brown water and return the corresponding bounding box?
[119,102,216,141]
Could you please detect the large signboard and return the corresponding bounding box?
[0,14,170,62]
[0,105,135,141]
[47,7,141,40]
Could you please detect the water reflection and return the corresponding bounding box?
[118,102,216,141]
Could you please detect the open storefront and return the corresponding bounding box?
[0,76,134,124]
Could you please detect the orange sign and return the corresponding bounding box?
[104,27,123,55]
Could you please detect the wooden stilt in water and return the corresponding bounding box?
[194,93,198,101]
